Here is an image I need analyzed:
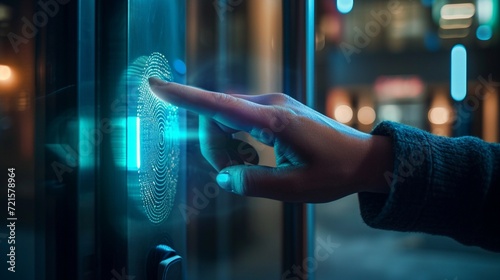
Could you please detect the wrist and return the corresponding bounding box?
[356,135,394,194]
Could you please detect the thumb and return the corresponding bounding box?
[215,165,303,201]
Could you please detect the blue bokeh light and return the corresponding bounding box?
[476,25,493,41]
[451,44,467,101]
[337,0,353,14]
[173,59,186,75]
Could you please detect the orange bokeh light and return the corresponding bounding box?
[0,65,12,81]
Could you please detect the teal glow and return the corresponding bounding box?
[173,59,186,75]
[168,116,183,141]
[306,203,315,280]
[306,0,315,108]
[476,25,493,40]
[421,0,435,7]
[451,44,467,101]
[432,0,447,24]
[305,2,316,279]
[127,116,140,170]
[216,173,231,191]
[337,0,353,14]
[77,118,94,168]
[136,117,141,168]
[477,0,495,24]
[136,53,180,224]
[111,118,127,168]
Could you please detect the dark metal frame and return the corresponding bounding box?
[282,0,316,279]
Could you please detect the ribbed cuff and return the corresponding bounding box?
[358,121,499,250]
[358,121,432,232]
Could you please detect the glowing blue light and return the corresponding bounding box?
[476,25,493,40]
[136,117,141,168]
[127,116,140,170]
[306,0,315,108]
[137,52,180,224]
[216,173,231,191]
[451,44,467,101]
[173,59,186,75]
[337,0,353,14]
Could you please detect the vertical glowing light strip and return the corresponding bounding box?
[306,0,315,109]
[127,116,139,171]
[451,44,467,101]
[337,0,354,14]
[306,1,316,279]
[136,117,141,169]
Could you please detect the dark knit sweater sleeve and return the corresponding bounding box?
[358,121,500,252]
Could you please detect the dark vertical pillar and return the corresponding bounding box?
[282,0,315,279]
[95,1,128,279]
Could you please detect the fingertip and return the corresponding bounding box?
[217,166,246,195]
[148,77,174,97]
[148,77,164,96]
[216,172,232,192]
[148,76,168,87]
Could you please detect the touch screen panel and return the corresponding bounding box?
[133,52,180,224]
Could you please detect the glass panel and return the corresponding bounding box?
[184,1,283,279]
[123,0,187,278]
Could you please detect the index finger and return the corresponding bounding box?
[149,78,270,133]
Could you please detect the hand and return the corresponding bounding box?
[149,78,393,203]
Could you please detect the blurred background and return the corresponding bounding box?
[0,0,499,279]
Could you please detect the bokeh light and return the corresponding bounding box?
[378,104,403,122]
[334,105,353,123]
[0,65,12,81]
[428,107,450,125]
[357,106,376,125]
[476,25,493,40]
[337,0,353,14]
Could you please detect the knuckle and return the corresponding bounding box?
[212,92,234,105]
[273,93,291,105]
[268,107,295,128]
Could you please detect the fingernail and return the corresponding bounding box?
[216,172,232,192]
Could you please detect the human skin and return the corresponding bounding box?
[149,77,393,203]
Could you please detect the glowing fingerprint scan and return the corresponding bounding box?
[137,52,180,224]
